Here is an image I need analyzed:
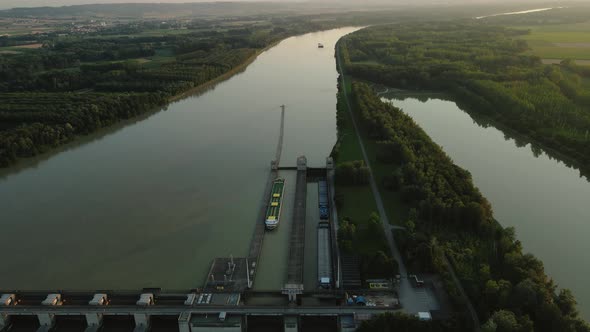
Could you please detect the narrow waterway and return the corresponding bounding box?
[475,7,562,19]
[0,27,360,291]
[381,95,590,320]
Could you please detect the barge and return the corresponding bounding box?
[265,178,285,230]
[318,180,329,220]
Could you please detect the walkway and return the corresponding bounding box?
[247,105,286,282]
[286,168,307,285]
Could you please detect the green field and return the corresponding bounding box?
[517,21,590,60]
[339,75,409,226]
[334,76,378,223]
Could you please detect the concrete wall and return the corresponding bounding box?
[0,313,9,330]
[190,326,241,332]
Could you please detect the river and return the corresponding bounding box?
[0,27,360,291]
[381,94,590,320]
[475,7,562,20]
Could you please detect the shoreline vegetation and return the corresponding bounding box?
[167,39,280,104]
[378,88,589,180]
[0,19,311,168]
[342,22,590,171]
[0,34,288,176]
[335,23,590,331]
[0,12,380,169]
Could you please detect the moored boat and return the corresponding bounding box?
[265,178,285,230]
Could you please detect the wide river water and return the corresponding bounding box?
[0,27,360,291]
[382,94,590,320]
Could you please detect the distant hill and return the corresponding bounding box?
[0,0,572,12]
[0,0,575,19]
[0,3,299,18]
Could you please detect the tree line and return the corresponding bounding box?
[341,22,590,169]
[344,80,589,331]
[0,16,359,167]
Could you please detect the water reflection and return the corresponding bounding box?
[379,90,589,180]
[382,92,590,319]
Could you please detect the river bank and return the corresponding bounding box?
[0,27,361,291]
[0,21,355,170]
[376,87,590,180]
[335,31,590,327]
[382,93,590,320]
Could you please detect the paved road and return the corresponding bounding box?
[335,41,431,314]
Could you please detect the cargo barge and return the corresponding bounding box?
[265,178,285,230]
[318,180,329,220]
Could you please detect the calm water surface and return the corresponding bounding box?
[0,27,360,290]
[383,95,590,319]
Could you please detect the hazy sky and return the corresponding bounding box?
[0,0,302,10]
[0,0,556,11]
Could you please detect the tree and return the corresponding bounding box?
[484,310,520,332]
[556,289,579,317]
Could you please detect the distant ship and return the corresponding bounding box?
[265,178,285,230]
[318,43,324,48]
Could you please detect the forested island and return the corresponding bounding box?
[334,17,590,331]
[340,19,590,174]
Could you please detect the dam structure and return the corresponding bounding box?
[0,156,367,332]
[0,107,406,332]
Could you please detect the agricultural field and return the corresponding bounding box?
[518,21,590,62]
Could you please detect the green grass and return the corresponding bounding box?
[138,29,195,36]
[335,82,364,162]
[0,46,39,54]
[333,68,410,259]
[334,74,388,255]
[336,186,377,226]
[351,60,381,66]
[524,41,590,60]
[339,74,409,226]
[334,75,377,221]
[516,22,590,60]
[91,28,203,39]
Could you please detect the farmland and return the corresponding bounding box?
[518,21,590,61]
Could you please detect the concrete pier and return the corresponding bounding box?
[178,312,191,332]
[205,257,250,292]
[36,313,55,331]
[0,314,8,331]
[285,316,298,332]
[247,166,277,286]
[85,293,107,332]
[133,313,149,332]
[283,156,307,301]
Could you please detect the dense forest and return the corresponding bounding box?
[340,22,590,171]
[0,15,363,167]
[342,80,589,331]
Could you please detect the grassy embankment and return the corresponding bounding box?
[332,66,409,257]
[334,73,409,228]
[333,75,385,255]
